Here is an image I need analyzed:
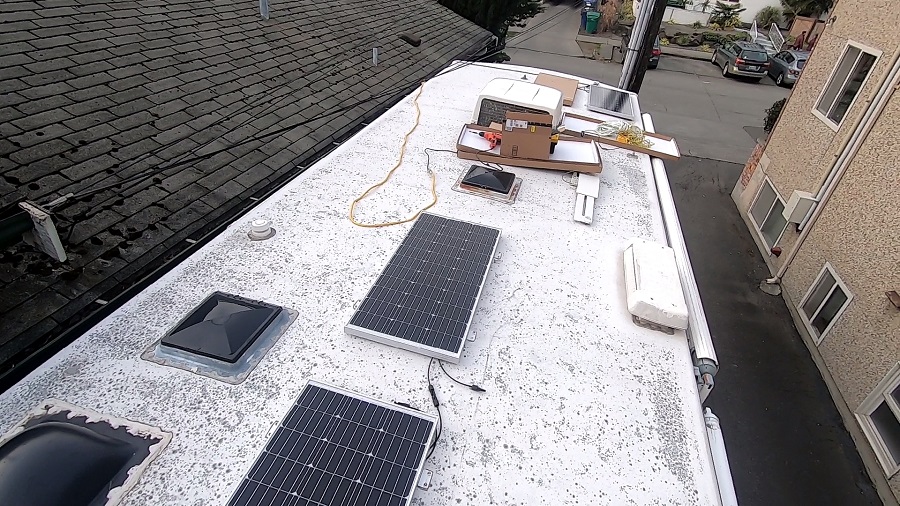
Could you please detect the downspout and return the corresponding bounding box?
[764,48,900,290]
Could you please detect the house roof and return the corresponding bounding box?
[0,0,493,377]
[0,62,726,504]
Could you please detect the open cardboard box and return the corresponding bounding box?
[456,112,603,173]
[561,112,681,160]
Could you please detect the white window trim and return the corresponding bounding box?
[748,177,788,251]
[797,262,853,345]
[855,362,900,477]
[812,40,882,131]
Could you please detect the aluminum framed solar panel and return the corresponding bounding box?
[227,381,436,506]
[345,213,501,363]
[586,85,635,121]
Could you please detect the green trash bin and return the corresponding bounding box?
[586,12,601,34]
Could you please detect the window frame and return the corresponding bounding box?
[797,262,853,345]
[856,362,900,477]
[812,40,882,131]
[748,177,788,250]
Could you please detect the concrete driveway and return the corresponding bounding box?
[504,11,790,164]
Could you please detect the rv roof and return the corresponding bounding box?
[0,63,721,505]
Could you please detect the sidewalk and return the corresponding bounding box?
[665,156,881,505]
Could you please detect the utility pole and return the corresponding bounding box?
[619,0,668,93]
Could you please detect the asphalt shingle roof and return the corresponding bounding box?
[0,0,492,379]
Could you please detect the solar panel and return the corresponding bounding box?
[345,213,501,363]
[586,85,635,121]
[227,382,435,506]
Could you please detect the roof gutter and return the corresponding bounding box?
[764,48,900,289]
[642,113,718,403]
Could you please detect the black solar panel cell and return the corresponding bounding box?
[228,383,434,506]
[346,214,500,362]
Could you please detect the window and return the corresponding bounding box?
[784,53,795,64]
[749,178,788,249]
[741,50,768,62]
[857,363,900,476]
[799,263,852,343]
[815,42,880,127]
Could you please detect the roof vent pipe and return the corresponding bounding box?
[260,0,269,20]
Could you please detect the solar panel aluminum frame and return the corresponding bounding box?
[345,214,501,364]
[228,380,437,506]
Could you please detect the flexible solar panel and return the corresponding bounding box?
[586,85,635,121]
[227,381,435,506]
[345,213,501,363]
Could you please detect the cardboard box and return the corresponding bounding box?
[534,73,580,106]
[500,112,553,159]
[456,123,603,173]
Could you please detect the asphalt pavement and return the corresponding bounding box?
[667,157,880,506]
[505,3,790,164]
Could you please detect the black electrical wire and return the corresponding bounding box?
[438,360,486,392]
[425,358,443,460]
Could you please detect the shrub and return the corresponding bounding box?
[659,38,670,45]
[692,21,703,28]
[673,34,692,46]
[600,0,621,32]
[709,1,746,27]
[699,43,713,52]
[708,22,722,30]
[764,98,786,133]
[755,6,782,26]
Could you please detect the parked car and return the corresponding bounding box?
[711,41,770,81]
[620,34,661,69]
[768,49,809,87]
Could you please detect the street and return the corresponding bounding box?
[506,3,790,164]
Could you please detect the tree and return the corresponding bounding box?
[438,0,543,40]
[709,1,746,27]
[780,0,833,17]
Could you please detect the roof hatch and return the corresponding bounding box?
[142,292,297,384]
[0,399,170,506]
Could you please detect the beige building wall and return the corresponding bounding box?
[732,0,900,501]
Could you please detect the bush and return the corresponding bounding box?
[755,6,782,26]
[709,1,746,27]
[708,22,722,30]
[692,21,704,28]
[699,43,713,52]
[764,98,786,133]
[600,0,621,33]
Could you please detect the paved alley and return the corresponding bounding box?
[666,157,880,505]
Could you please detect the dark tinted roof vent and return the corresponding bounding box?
[453,165,522,204]
[142,292,297,384]
[462,165,516,194]
[0,399,170,506]
[160,291,280,363]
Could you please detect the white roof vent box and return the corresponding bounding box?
[473,78,564,128]
[623,238,689,330]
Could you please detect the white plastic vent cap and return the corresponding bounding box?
[248,219,275,240]
[623,238,689,330]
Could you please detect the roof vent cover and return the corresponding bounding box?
[0,399,170,506]
[160,291,280,363]
[143,292,297,383]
